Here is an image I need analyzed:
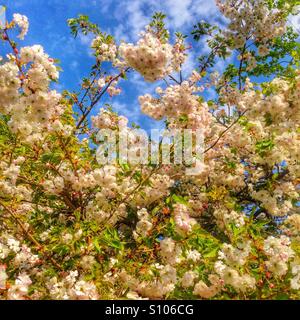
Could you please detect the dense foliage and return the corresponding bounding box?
[0,0,300,300]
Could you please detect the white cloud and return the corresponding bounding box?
[99,0,221,41]
[78,32,93,45]
[190,0,221,20]
[288,15,300,35]
[78,33,94,57]
[181,49,197,77]
[112,24,130,42]
[52,82,64,92]
[111,98,165,132]
[70,60,79,69]
[112,100,141,123]
[164,0,194,29]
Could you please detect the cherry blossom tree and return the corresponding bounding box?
[0,0,299,300]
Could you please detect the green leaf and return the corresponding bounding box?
[172,194,189,205]
[275,293,289,300]
[93,238,101,253]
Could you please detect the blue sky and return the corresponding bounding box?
[1,0,227,130]
[2,1,299,131]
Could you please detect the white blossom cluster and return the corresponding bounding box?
[133,173,174,207]
[13,13,29,40]
[139,79,212,133]
[119,30,186,82]
[0,43,64,144]
[7,273,32,300]
[160,237,183,265]
[193,274,222,298]
[0,159,31,203]
[91,38,118,63]
[181,270,198,288]
[216,0,287,50]
[290,260,300,290]
[47,270,99,300]
[282,214,300,238]
[214,260,256,293]
[214,209,246,231]
[213,241,256,293]
[119,264,177,299]
[173,204,197,235]
[218,241,251,266]
[263,236,295,277]
[92,108,128,129]
[133,208,153,239]
[0,236,41,299]
[0,62,20,113]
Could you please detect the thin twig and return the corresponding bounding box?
[204,109,248,153]
[0,201,63,271]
